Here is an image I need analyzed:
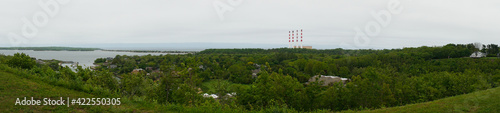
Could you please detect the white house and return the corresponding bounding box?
[307,75,350,86]
[203,93,218,99]
[470,51,486,58]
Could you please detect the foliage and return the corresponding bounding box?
[6,53,36,69]
[121,73,147,97]
[228,63,253,84]
[2,43,500,112]
[352,86,500,113]
[94,58,107,63]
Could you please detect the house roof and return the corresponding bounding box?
[470,51,486,58]
[307,75,350,86]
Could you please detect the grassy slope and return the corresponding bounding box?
[342,86,500,113]
[0,71,174,112]
[3,68,499,113]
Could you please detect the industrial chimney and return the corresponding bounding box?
[296,30,299,48]
[292,31,295,48]
[301,29,303,48]
[289,31,291,48]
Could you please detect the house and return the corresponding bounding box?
[131,68,145,74]
[36,59,45,64]
[307,75,350,86]
[198,65,205,70]
[151,69,161,73]
[108,64,117,69]
[251,69,260,78]
[202,92,236,99]
[470,51,486,58]
[106,57,114,62]
[145,67,154,71]
[101,62,109,66]
[203,93,219,99]
[251,64,262,78]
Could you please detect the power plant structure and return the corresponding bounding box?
[289,29,312,49]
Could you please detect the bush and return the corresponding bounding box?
[94,58,107,64]
[7,53,36,69]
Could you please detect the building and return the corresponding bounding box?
[36,59,45,64]
[106,57,114,62]
[470,51,486,58]
[251,63,262,78]
[288,29,313,49]
[108,64,117,69]
[306,75,350,86]
[131,68,145,74]
[302,46,313,49]
[203,93,219,99]
[251,69,260,78]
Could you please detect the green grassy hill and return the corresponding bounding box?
[0,71,252,113]
[343,86,500,113]
[0,71,171,112]
[3,69,499,113]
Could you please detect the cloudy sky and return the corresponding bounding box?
[0,0,499,49]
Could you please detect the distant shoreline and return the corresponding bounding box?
[0,47,197,54]
[100,50,196,54]
[0,47,101,51]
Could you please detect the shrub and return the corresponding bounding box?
[7,53,36,69]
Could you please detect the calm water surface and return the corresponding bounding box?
[0,50,176,67]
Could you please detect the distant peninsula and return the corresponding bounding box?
[0,47,197,53]
[101,50,197,54]
[0,47,102,51]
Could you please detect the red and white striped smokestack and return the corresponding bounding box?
[292,31,294,48]
[296,30,299,48]
[301,29,303,48]
[289,31,291,48]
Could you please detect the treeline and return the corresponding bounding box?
[0,47,102,51]
[102,50,196,54]
[198,48,392,55]
[399,43,498,59]
[2,43,500,112]
[199,43,500,58]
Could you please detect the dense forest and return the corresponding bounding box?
[1,43,500,112]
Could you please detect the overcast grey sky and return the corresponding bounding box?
[0,0,499,49]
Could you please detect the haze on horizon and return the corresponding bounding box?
[1,0,499,50]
